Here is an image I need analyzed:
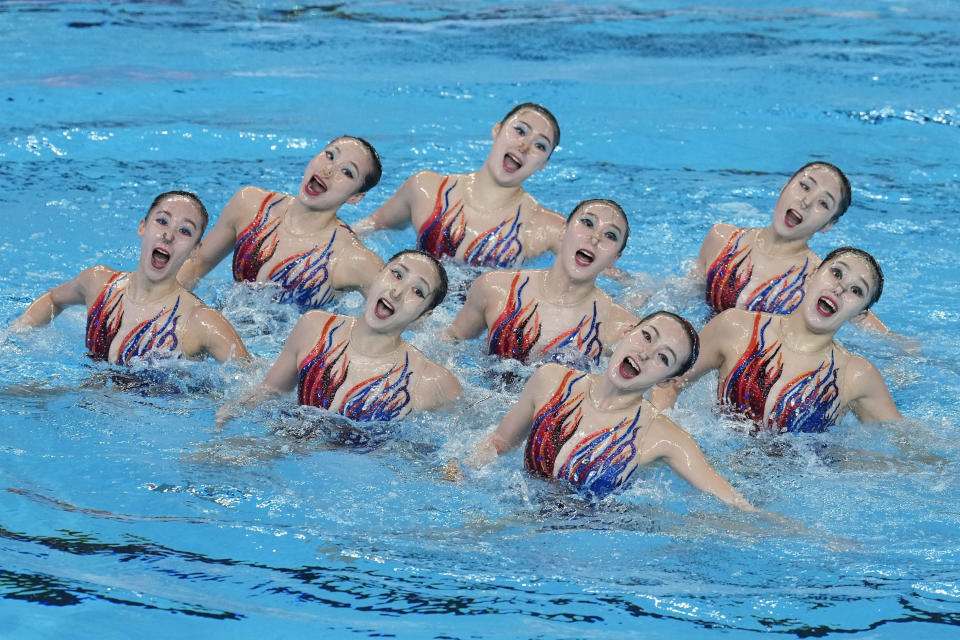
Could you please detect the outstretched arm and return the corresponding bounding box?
[650,415,756,511]
[13,266,106,329]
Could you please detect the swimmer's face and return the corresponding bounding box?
[559,201,626,280]
[800,252,878,333]
[299,138,374,209]
[484,109,556,186]
[607,315,692,391]
[137,195,203,280]
[772,164,845,240]
[363,253,442,332]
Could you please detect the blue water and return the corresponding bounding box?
[2,2,960,638]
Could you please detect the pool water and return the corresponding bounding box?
[2,2,960,638]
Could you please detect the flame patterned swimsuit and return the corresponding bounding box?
[486,274,603,366]
[720,314,841,433]
[524,371,646,497]
[297,316,415,423]
[233,192,341,312]
[706,228,810,315]
[85,272,183,364]
[416,176,525,268]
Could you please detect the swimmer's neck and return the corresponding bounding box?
[542,265,596,306]
[126,270,182,306]
[755,226,811,257]
[464,169,526,214]
[351,318,405,358]
[778,313,837,353]
[590,373,647,414]
[286,197,341,235]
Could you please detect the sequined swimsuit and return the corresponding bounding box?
[416,176,525,268]
[524,371,646,497]
[233,192,342,311]
[296,316,415,422]
[486,273,603,366]
[705,228,810,315]
[85,272,184,364]
[720,314,842,433]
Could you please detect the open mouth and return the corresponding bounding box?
[151,248,170,270]
[375,298,395,320]
[816,296,838,317]
[305,175,328,196]
[574,249,595,267]
[619,356,640,379]
[502,152,523,173]
[785,208,803,228]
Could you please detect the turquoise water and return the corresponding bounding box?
[2,2,960,638]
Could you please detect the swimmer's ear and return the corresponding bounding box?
[491,122,502,140]
[137,218,146,237]
[655,379,675,389]
[345,191,366,205]
[817,219,836,234]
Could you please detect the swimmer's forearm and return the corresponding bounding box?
[15,292,65,328]
[464,439,500,470]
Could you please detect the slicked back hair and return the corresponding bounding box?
[146,190,209,239]
[501,102,560,155]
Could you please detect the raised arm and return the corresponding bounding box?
[178,187,253,290]
[648,415,755,511]
[13,266,107,328]
[447,272,495,340]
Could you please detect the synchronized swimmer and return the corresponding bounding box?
[217,250,460,426]
[354,103,567,269]
[15,191,249,364]
[653,247,900,432]
[13,103,911,510]
[448,199,638,368]
[178,136,385,312]
[696,162,887,332]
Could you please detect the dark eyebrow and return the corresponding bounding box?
[516,118,554,146]
[834,260,871,295]
[392,262,433,294]
[648,323,677,363]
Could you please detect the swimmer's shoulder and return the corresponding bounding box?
[405,344,462,408]
[221,186,283,223]
[74,266,123,301]
[698,222,743,264]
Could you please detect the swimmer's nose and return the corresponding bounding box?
[321,164,335,179]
